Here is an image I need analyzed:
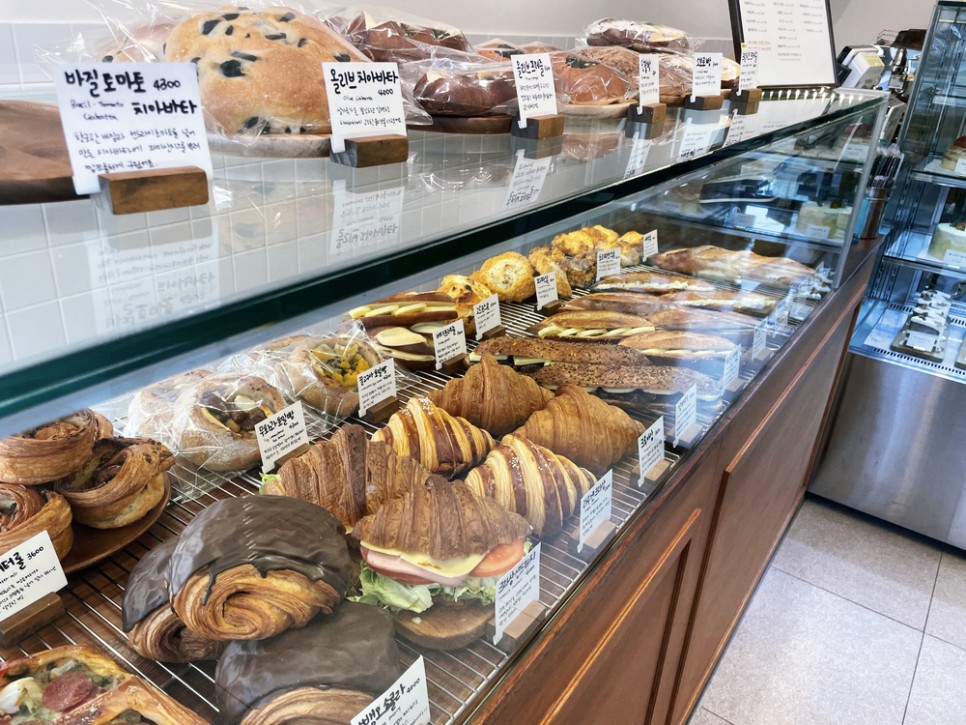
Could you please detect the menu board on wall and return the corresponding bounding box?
[729,0,837,88]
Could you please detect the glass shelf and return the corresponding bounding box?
[884,229,966,279]
[910,157,966,189]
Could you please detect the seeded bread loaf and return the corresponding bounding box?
[164,6,368,135]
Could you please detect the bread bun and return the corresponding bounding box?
[414,67,517,116]
[585,18,690,52]
[550,51,630,105]
[394,600,491,650]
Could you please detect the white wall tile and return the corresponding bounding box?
[0,250,58,310]
[6,300,67,360]
[50,242,93,296]
[12,22,72,84]
[1,203,48,254]
[59,288,111,344]
[267,241,299,282]
[43,199,100,246]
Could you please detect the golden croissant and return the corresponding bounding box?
[0,484,73,559]
[0,409,111,485]
[429,353,553,436]
[371,396,495,478]
[513,384,645,474]
[464,434,596,536]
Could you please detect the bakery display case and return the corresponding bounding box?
[810,1,966,549]
[0,87,886,725]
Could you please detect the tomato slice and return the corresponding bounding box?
[470,540,525,578]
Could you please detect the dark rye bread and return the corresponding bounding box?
[475,336,651,367]
[530,362,721,401]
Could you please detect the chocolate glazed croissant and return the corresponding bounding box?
[122,539,224,663]
[0,409,111,485]
[169,496,354,641]
[464,434,596,536]
[513,384,644,474]
[429,353,553,436]
[0,484,73,559]
[371,396,495,478]
[54,438,173,529]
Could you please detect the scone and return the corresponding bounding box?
[528,247,573,297]
[437,274,494,331]
[164,6,369,135]
[473,252,536,302]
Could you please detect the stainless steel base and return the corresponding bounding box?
[809,351,966,548]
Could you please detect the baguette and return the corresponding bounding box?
[529,310,655,341]
[530,363,722,401]
[348,292,458,329]
[473,336,651,368]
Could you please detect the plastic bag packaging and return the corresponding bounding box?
[519,41,561,54]
[583,18,692,53]
[475,38,523,61]
[124,368,215,451]
[658,53,741,94]
[549,50,635,105]
[401,55,519,117]
[326,5,472,63]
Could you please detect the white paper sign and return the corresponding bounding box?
[905,331,938,352]
[842,142,868,162]
[535,273,559,310]
[579,471,613,552]
[673,385,698,447]
[955,158,966,176]
[678,120,718,161]
[944,249,966,268]
[691,53,723,98]
[805,224,831,239]
[322,62,407,154]
[739,49,759,93]
[357,359,397,417]
[474,294,502,340]
[505,151,553,209]
[722,346,741,388]
[753,319,768,360]
[642,230,659,259]
[0,531,67,618]
[433,320,467,369]
[624,138,651,179]
[512,53,557,126]
[637,417,665,487]
[723,112,747,148]
[54,63,211,195]
[257,402,310,473]
[638,53,661,106]
[494,542,541,644]
[597,248,622,281]
[330,179,404,256]
[351,656,430,725]
[773,296,790,330]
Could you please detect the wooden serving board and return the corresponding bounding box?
[207,130,331,158]
[412,114,515,135]
[0,101,83,205]
[559,101,633,120]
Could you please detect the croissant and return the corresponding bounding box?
[364,439,438,515]
[513,384,645,474]
[429,353,553,436]
[54,437,173,529]
[0,484,73,559]
[464,434,596,536]
[353,479,531,561]
[262,424,368,529]
[57,678,209,725]
[371,396,495,478]
[169,497,354,641]
[122,539,224,663]
[0,409,110,485]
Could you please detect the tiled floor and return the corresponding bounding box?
[689,495,966,725]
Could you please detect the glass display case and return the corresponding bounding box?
[811,1,966,548]
[0,89,885,723]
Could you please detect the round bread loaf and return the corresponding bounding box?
[345,14,471,62]
[585,18,690,52]
[550,51,630,105]
[414,67,517,116]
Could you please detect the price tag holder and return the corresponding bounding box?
[597,248,622,281]
[358,359,397,417]
[752,319,768,360]
[955,158,966,176]
[535,272,559,310]
[638,54,661,106]
[721,346,741,390]
[0,532,67,621]
[351,656,430,725]
[738,49,759,93]
[505,151,552,209]
[805,224,831,239]
[511,53,557,127]
[637,416,666,487]
[578,470,613,554]
[624,138,651,179]
[905,330,937,352]
[257,402,310,473]
[772,296,790,331]
[842,142,868,162]
[433,320,467,369]
[474,294,503,340]
[673,385,698,448]
[322,62,407,155]
[944,249,966,269]
[493,542,542,646]
[691,52,723,99]
[330,179,404,257]
[54,63,212,195]
[642,230,659,259]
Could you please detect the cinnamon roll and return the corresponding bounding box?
[0,484,73,559]
[0,409,110,485]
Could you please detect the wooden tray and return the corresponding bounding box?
[207,131,331,158]
[0,101,82,205]
[62,475,172,575]
[412,114,515,135]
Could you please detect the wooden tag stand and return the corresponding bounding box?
[487,600,547,653]
[730,88,762,115]
[361,397,401,425]
[570,520,618,559]
[0,593,64,647]
[627,102,667,125]
[672,423,704,449]
[683,93,727,111]
[640,458,671,487]
[536,299,565,316]
[437,353,469,376]
[476,325,507,342]
[99,166,208,215]
[330,134,408,168]
[511,114,565,140]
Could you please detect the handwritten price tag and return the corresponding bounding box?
[0,532,67,618]
[638,53,660,106]
[351,656,430,725]
[322,62,406,154]
[494,543,541,644]
[739,48,759,93]
[474,294,502,340]
[433,320,467,369]
[579,471,613,552]
[643,230,659,259]
[511,53,557,126]
[673,385,697,448]
[256,402,310,472]
[535,273,558,310]
[637,417,665,487]
[722,346,741,388]
[330,180,404,257]
[753,319,768,360]
[691,52,723,98]
[357,359,397,416]
[944,249,966,269]
[597,248,622,281]
[624,138,651,179]
[505,151,552,209]
[905,331,937,352]
[54,63,211,195]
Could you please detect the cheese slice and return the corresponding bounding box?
[362,540,486,578]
